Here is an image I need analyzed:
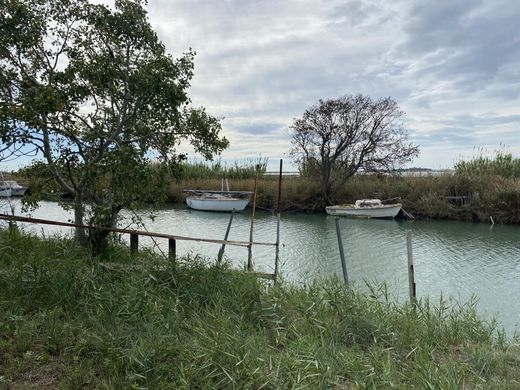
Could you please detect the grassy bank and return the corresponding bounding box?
[0,229,519,388]
[169,173,520,223]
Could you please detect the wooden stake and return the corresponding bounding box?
[247,165,260,271]
[334,217,348,284]
[277,159,283,213]
[274,159,283,284]
[218,209,235,264]
[130,233,139,256]
[406,230,416,302]
[168,238,176,264]
[274,213,281,284]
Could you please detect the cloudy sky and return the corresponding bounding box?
[144,0,520,170]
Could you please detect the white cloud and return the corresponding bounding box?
[4,0,519,171]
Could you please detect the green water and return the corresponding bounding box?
[4,200,520,335]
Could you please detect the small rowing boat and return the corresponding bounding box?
[326,199,402,219]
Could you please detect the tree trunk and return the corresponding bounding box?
[73,194,88,246]
[316,172,332,211]
[88,204,122,256]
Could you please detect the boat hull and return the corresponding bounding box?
[10,187,27,196]
[0,188,12,197]
[326,204,402,218]
[186,197,250,212]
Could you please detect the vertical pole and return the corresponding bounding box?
[130,233,139,256]
[406,230,416,302]
[274,159,283,284]
[277,159,283,213]
[169,238,176,264]
[247,164,260,271]
[334,217,348,284]
[218,209,235,264]
[274,213,281,284]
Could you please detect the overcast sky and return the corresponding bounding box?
[144,0,520,170]
[3,0,519,171]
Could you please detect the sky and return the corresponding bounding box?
[145,0,520,171]
[2,0,520,171]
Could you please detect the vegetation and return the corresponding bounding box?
[455,151,520,178]
[12,152,520,224]
[167,170,520,223]
[173,158,268,180]
[0,228,519,388]
[290,95,419,209]
[0,0,228,253]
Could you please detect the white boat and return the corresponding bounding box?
[326,199,402,219]
[0,185,11,197]
[3,181,27,196]
[184,190,252,212]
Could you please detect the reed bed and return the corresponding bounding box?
[455,151,520,178]
[169,172,520,223]
[0,229,519,388]
[173,158,268,180]
[16,155,520,224]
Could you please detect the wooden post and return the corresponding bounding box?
[274,159,283,284]
[130,233,139,256]
[168,238,176,264]
[274,213,281,284]
[247,165,260,271]
[406,230,416,302]
[334,217,348,284]
[218,209,235,264]
[277,159,283,213]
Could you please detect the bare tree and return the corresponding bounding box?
[290,95,419,210]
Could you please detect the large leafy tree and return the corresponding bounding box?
[291,95,419,210]
[0,0,228,252]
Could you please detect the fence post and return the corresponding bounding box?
[406,230,416,303]
[130,233,139,256]
[334,217,348,284]
[169,238,176,264]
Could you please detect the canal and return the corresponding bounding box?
[2,199,519,335]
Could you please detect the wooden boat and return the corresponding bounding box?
[183,190,253,212]
[326,199,402,219]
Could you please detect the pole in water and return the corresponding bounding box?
[334,217,348,284]
[217,209,235,264]
[274,159,283,284]
[274,213,281,284]
[247,164,260,271]
[406,230,416,302]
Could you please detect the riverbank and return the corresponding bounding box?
[169,173,520,223]
[0,229,519,388]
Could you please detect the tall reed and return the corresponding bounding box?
[455,151,520,178]
[174,157,268,180]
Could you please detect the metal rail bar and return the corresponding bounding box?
[0,214,276,247]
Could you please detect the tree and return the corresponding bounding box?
[290,95,419,210]
[0,0,229,253]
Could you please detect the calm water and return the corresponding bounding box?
[2,199,519,335]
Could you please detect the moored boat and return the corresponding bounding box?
[0,185,11,197]
[326,199,402,219]
[3,181,27,196]
[183,190,253,212]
